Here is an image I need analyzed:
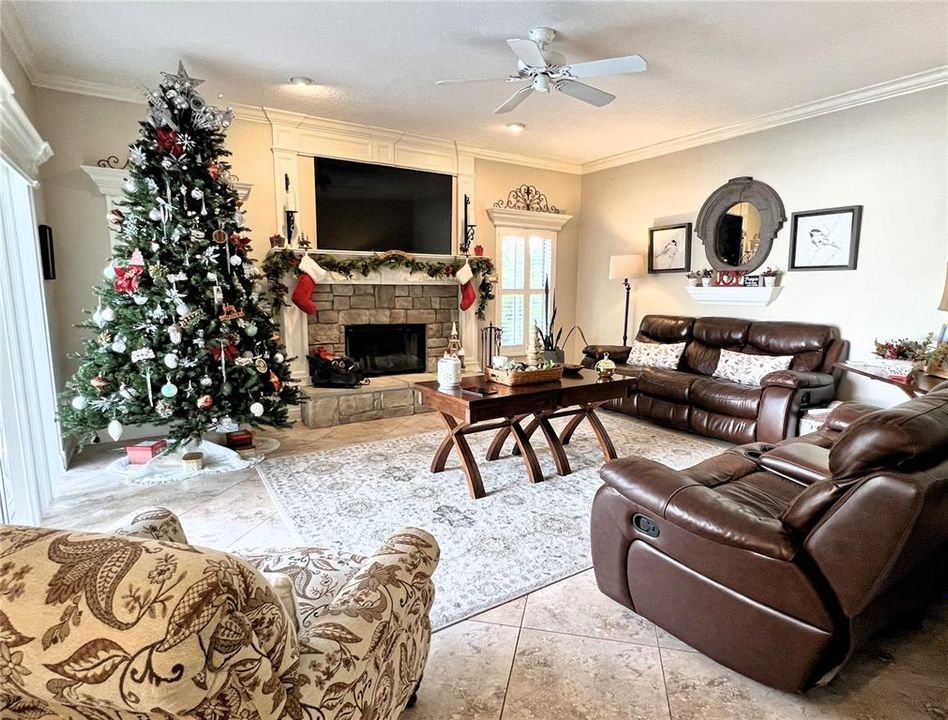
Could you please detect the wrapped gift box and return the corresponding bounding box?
[126,439,167,464]
[225,430,253,449]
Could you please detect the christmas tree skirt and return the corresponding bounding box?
[108,437,280,486]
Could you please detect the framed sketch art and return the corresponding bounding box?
[648,223,692,274]
[789,206,862,271]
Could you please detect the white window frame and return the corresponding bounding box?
[495,228,557,355]
[486,207,573,357]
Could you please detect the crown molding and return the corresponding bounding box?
[582,66,948,174]
[0,7,39,84]
[0,72,52,184]
[457,143,582,175]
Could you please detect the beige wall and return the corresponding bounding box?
[474,159,583,360]
[577,88,948,406]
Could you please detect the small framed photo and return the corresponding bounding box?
[789,206,862,271]
[648,223,692,274]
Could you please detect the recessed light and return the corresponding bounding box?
[288,76,316,86]
[506,122,525,133]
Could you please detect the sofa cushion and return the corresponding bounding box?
[637,314,695,343]
[691,377,762,419]
[747,321,835,372]
[829,387,948,479]
[714,349,793,386]
[627,340,687,369]
[638,368,697,402]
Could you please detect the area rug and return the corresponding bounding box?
[256,413,724,629]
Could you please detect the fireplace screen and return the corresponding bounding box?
[345,323,426,376]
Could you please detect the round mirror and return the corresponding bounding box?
[695,177,786,273]
[714,202,762,266]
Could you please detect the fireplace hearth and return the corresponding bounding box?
[346,323,426,376]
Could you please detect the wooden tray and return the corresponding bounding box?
[486,365,564,386]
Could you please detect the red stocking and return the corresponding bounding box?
[292,272,316,314]
[457,260,476,311]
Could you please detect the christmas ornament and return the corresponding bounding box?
[119,384,136,399]
[129,249,145,266]
[212,229,227,243]
[156,128,183,156]
[176,303,189,317]
[113,266,143,295]
[190,188,203,199]
[149,207,162,222]
[71,396,88,410]
[254,358,268,373]
[163,353,179,369]
[199,374,213,387]
[111,338,127,353]
[92,308,105,328]
[197,394,213,409]
[107,419,124,442]
[245,323,257,337]
[103,265,117,280]
[208,163,220,181]
[161,378,178,398]
[274,352,284,364]
[168,324,183,344]
[90,376,108,391]
[221,381,233,395]
[125,177,138,192]
[155,399,174,418]
[250,401,264,417]
[229,255,242,267]
[106,208,125,229]
[219,303,244,321]
[100,306,115,322]
[133,295,148,305]
[269,370,282,391]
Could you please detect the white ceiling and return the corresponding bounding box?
[4,1,947,166]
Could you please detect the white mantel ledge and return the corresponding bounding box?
[487,207,572,231]
[686,285,783,306]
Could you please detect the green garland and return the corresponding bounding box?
[262,248,496,320]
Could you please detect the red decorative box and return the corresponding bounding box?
[226,430,253,449]
[126,439,167,464]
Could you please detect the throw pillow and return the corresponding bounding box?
[627,340,686,370]
[713,349,793,386]
[262,571,300,631]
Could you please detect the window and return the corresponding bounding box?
[497,229,554,353]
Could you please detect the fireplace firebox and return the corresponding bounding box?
[345,323,426,376]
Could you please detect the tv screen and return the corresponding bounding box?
[315,157,453,254]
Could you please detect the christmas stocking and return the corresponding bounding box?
[292,254,328,315]
[457,260,477,312]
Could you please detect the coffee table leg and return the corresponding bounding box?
[486,414,527,461]
[431,412,486,499]
[536,413,571,476]
[510,419,543,484]
[559,412,586,446]
[585,407,618,460]
[510,416,540,456]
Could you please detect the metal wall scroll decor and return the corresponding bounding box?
[461,194,476,255]
[492,184,561,214]
[96,155,130,170]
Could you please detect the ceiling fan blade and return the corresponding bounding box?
[507,38,548,68]
[436,77,515,86]
[556,79,615,107]
[493,86,533,114]
[562,54,647,78]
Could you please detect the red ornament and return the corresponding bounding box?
[230,235,252,253]
[208,163,220,181]
[156,128,183,157]
[196,394,213,409]
[113,265,143,295]
[90,376,108,391]
[268,370,282,391]
[106,208,125,229]
[212,229,228,244]
[209,340,238,361]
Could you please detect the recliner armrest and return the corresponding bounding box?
[822,401,880,431]
[600,457,700,515]
[582,344,631,364]
[760,370,834,389]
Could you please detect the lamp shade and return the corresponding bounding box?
[609,254,646,280]
[939,262,948,311]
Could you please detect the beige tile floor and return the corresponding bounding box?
[43,414,947,720]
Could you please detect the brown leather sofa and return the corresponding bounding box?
[582,315,849,443]
[590,382,948,692]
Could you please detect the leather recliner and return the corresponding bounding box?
[582,315,849,443]
[590,382,948,692]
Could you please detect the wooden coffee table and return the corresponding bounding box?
[413,369,635,499]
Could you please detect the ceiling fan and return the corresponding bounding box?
[436,27,647,114]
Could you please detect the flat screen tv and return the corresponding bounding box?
[314,157,453,254]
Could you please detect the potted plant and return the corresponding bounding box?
[535,277,586,364]
[872,333,935,377]
[762,267,780,287]
[686,270,702,287]
[699,268,714,287]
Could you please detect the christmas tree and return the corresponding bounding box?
[60,62,300,447]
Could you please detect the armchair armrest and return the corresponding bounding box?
[112,505,188,543]
[582,344,631,364]
[600,457,700,515]
[297,528,440,715]
[760,370,834,389]
[823,401,880,432]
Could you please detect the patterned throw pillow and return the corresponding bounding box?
[713,349,793,386]
[627,340,686,370]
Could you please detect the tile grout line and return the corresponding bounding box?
[496,593,530,720]
[656,645,676,720]
[514,622,675,651]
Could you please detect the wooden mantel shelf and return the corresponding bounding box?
[685,285,783,306]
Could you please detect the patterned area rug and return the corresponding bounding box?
[256,412,725,629]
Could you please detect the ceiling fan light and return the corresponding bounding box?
[532,74,551,93]
[506,123,526,133]
[288,76,315,86]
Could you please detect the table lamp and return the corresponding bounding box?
[939,262,948,312]
[609,254,646,345]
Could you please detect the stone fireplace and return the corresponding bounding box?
[308,284,459,373]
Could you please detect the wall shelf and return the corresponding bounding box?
[685,285,782,306]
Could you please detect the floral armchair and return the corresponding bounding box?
[0,507,439,720]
